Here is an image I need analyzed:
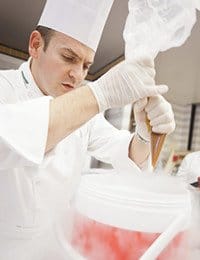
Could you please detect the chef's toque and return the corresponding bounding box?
[38,0,114,52]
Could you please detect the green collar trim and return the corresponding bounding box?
[21,71,29,85]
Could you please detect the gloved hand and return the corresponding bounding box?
[88,58,168,112]
[134,95,175,142]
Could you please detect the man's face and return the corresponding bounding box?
[29,30,95,97]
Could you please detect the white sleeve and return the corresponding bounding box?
[177,155,191,183]
[176,153,199,184]
[87,114,151,173]
[0,97,51,169]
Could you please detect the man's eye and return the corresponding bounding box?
[62,55,74,62]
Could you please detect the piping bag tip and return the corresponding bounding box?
[151,132,166,168]
[145,115,166,169]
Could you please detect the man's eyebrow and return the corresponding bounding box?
[62,48,93,64]
[62,48,81,60]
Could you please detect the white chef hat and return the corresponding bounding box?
[38,0,114,52]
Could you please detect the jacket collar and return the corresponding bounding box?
[19,58,44,98]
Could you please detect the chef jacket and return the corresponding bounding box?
[0,59,148,259]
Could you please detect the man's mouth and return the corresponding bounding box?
[61,83,74,90]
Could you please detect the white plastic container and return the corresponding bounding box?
[68,171,191,260]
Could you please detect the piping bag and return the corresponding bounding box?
[123,0,200,168]
[146,115,166,168]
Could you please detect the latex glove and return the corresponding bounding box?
[134,95,175,142]
[88,58,168,112]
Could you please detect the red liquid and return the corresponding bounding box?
[71,211,188,260]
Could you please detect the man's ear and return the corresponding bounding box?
[28,30,44,58]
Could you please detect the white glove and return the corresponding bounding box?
[134,95,175,142]
[88,58,168,112]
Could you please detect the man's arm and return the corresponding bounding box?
[46,86,98,151]
[48,89,151,169]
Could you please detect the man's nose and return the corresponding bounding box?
[68,65,84,85]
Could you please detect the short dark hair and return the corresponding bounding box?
[36,25,55,51]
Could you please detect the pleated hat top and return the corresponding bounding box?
[38,0,114,51]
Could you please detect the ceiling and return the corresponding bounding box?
[0,0,200,104]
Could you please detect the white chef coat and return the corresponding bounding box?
[0,59,144,259]
[177,151,200,184]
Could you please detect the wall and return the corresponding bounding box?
[168,103,200,152]
[155,13,200,105]
[0,53,23,70]
[192,105,200,150]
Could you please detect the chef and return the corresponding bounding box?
[0,0,175,259]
